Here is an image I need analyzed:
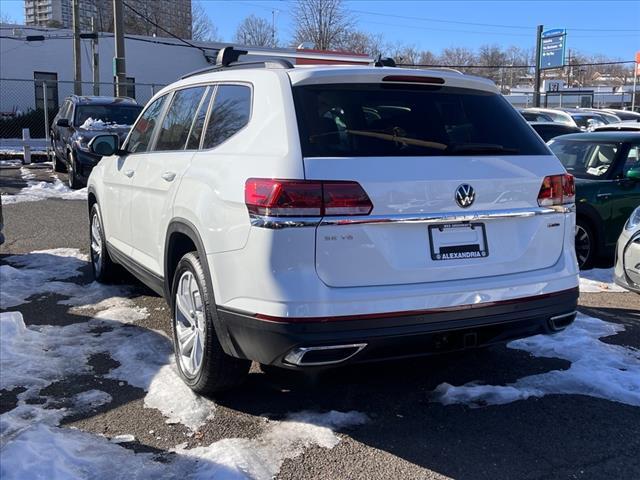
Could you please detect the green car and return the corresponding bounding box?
[548,132,640,269]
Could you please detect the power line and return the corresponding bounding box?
[350,8,640,33]
[121,0,209,56]
[399,60,636,69]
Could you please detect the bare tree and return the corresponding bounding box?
[338,30,384,56]
[235,14,276,47]
[292,0,354,50]
[192,0,220,41]
[386,42,421,64]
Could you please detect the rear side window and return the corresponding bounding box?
[549,140,620,179]
[293,84,548,157]
[202,85,251,149]
[127,95,167,153]
[154,86,206,151]
[186,87,213,149]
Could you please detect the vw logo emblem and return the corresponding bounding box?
[455,184,475,208]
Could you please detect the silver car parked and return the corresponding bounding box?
[614,207,640,293]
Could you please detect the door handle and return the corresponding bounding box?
[124,169,134,178]
[596,193,611,200]
[161,171,176,182]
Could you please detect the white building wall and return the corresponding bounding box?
[0,25,214,112]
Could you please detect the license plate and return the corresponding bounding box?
[428,223,489,261]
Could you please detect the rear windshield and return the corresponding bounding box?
[293,84,548,157]
[548,139,620,179]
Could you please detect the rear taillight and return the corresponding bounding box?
[245,179,373,217]
[537,173,575,206]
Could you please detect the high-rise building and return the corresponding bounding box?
[24,0,192,39]
[24,0,96,31]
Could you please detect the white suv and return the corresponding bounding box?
[87,48,579,393]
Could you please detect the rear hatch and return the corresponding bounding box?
[291,73,569,287]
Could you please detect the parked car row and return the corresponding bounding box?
[519,107,640,136]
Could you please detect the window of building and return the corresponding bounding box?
[126,95,168,154]
[33,71,58,111]
[202,85,251,149]
[154,86,207,151]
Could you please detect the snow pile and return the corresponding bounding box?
[2,176,87,204]
[80,117,130,130]
[433,313,640,408]
[580,268,626,293]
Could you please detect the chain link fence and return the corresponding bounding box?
[0,78,165,161]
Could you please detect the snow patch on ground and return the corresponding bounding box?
[144,364,216,430]
[0,159,23,167]
[174,410,368,480]
[433,313,640,408]
[1,249,368,479]
[580,268,626,293]
[1,249,212,431]
[1,410,366,480]
[2,168,87,204]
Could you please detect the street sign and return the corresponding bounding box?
[544,79,564,92]
[540,29,566,70]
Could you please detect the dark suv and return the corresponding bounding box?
[51,96,142,188]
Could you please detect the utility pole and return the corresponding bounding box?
[91,17,99,96]
[533,24,543,108]
[113,0,127,97]
[633,61,637,111]
[72,0,82,95]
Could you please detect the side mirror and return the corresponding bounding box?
[89,134,119,156]
[56,118,70,128]
[626,167,640,181]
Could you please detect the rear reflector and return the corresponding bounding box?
[537,173,575,207]
[245,179,373,217]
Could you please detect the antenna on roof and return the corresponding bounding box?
[216,46,248,67]
[374,54,396,67]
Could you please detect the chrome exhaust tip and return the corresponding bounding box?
[548,311,577,332]
[284,343,367,366]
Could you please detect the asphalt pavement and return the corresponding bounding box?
[1,165,639,480]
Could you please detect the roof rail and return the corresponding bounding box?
[181,47,294,79]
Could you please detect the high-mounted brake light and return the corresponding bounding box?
[245,179,373,217]
[382,75,445,84]
[537,173,575,207]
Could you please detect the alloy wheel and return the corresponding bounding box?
[174,271,206,377]
[575,224,591,269]
[90,212,102,274]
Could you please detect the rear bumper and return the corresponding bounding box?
[216,287,579,368]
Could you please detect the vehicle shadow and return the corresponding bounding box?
[215,331,640,479]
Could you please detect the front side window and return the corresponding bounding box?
[126,95,167,154]
[154,86,207,151]
[549,140,619,179]
[202,85,251,149]
[293,84,548,157]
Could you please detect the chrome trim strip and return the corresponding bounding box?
[284,343,368,366]
[250,205,574,229]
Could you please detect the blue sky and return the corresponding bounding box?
[1,0,638,59]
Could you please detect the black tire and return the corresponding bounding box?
[171,252,250,393]
[89,203,118,282]
[67,150,84,189]
[53,151,67,173]
[575,218,596,270]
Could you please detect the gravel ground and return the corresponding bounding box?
[1,165,639,480]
